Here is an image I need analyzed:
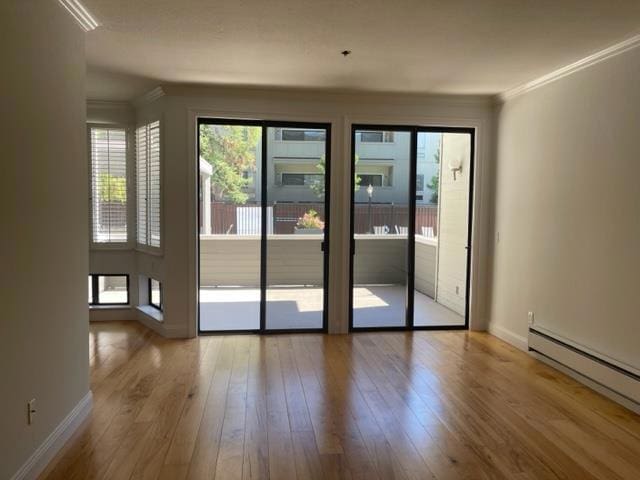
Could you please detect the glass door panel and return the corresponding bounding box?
[413,131,470,327]
[265,126,328,330]
[352,129,411,328]
[198,122,262,331]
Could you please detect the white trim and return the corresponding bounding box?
[498,34,640,102]
[57,0,99,32]
[163,324,190,338]
[87,124,134,249]
[164,84,493,107]
[136,308,166,335]
[137,305,164,323]
[531,325,640,376]
[488,322,528,351]
[531,352,640,415]
[529,330,640,410]
[11,391,93,480]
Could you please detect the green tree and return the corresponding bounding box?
[98,173,126,203]
[200,125,260,204]
[310,155,361,199]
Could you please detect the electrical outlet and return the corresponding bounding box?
[527,311,535,326]
[27,398,36,425]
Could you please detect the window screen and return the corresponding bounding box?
[150,278,162,311]
[90,127,127,243]
[88,274,129,305]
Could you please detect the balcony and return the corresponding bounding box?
[199,232,463,330]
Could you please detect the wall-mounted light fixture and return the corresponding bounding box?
[449,154,463,180]
[58,0,100,32]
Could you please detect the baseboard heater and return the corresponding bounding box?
[528,327,640,407]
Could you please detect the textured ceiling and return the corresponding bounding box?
[82,0,640,101]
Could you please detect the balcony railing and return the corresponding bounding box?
[200,202,438,235]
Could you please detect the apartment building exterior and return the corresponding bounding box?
[201,128,441,206]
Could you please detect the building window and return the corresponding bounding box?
[149,278,162,311]
[281,172,323,186]
[359,131,394,143]
[416,174,425,192]
[89,127,127,243]
[88,274,129,306]
[136,121,161,248]
[359,174,384,187]
[274,128,326,142]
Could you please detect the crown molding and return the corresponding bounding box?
[160,83,493,108]
[498,34,640,103]
[133,87,166,108]
[57,0,99,32]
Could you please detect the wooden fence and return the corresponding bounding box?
[204,202,438,235]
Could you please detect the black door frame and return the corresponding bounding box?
[197,118,331,334]
[348,124,475,332]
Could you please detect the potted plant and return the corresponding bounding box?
[294,209,324,234]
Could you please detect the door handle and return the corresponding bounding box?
[321,241,328,253]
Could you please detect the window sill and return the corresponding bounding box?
[89,304,131,310]
[135,245,164,257]
[137,305,164,322]
[90,243,133,251]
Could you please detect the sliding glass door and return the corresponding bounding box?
[198,122,262,331]
[198,120,330,333]
[265,126,328,330]
[349,125,474,330]
[351,128,413,328]
[413,131,471,327]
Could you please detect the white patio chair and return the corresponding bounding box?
[421,226,434,238]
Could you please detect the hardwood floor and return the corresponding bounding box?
[40,321,640,480]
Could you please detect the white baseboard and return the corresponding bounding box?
[163,324,189,338]
[531,351,640,415]
[528,329,640,412]
[89,307,135,322]
[487,322,528,351]
[11,391,93,480]
[136,309,166,336]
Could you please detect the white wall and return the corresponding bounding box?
[436,133,472,315]
[134,86,493,335]
[414,238,437,298]
[0,2,89,478]
[86,102,140,321]
[489,46,640,372]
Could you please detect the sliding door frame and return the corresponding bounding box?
[348,124,475,332]
[197,118,331,334]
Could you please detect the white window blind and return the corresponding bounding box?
[90,127,127,243]
[136,121,161,248]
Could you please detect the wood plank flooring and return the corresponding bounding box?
[40,321,640,480]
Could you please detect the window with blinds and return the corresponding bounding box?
[90,127,127,243]
[136,121,161,248]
